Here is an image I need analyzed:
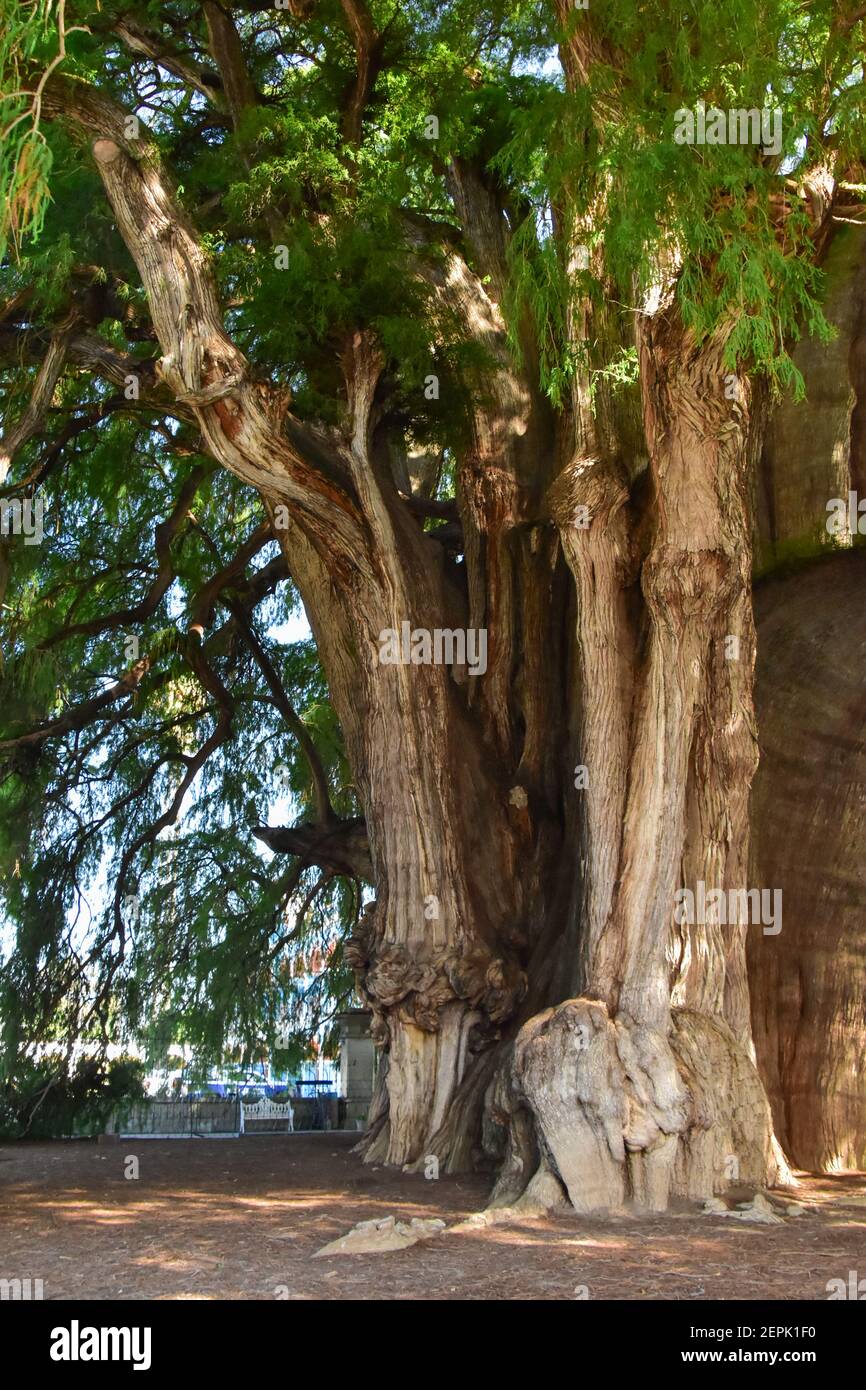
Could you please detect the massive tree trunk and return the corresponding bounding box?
[751,546,866,1174]
[44,71,791,1212]
[271,471,533,1170]
[46,77,574,1177]
[748,221,866,1171]
[465,0,779,1213]
[265,301,569,1170]
[500,315,784,1214]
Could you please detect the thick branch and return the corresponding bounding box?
[254,817,372,882]
[339,0,384,146]
[202,2,259,122]
[0,317,77,485]
[41,75,368,567]
[115,18,225,105]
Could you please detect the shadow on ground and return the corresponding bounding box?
[0,1134,863,1300]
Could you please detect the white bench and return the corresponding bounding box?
[240,1097,294,1134]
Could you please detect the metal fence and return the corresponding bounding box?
[108,1094,342,1136]
[108,1098,240,1137]
[293,1093,338,1132]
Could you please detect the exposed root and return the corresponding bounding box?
[491,997,783,1214]
[701,1193,784,1225]
[313,1215,446,1257]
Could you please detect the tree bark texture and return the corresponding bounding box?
[39,73,864,1208]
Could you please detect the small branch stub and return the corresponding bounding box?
[92,139,121,165]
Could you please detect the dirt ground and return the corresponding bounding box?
[0,1133,863,1300]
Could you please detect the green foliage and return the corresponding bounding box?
[0,1053,147,1138]
[0,0,55,257]
[0,414,361,1076]
[589,345,639,409]
[495,0,861,392]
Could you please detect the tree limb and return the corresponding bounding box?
[202,2,259,122]
[41,75,369,567]
[338,0,384,147]
[229,599,335,826]
[254,817,372,882]
[114,17,226,106]
[0,656,153,751]
[0,316,77,485]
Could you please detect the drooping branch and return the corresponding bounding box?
[0,400,163,498]
[0,655,153,752]
[228,598,336,828]
[36,465,213,650]
[109,635,235,949]
[0,513,287,754]
[0,316,77,485]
